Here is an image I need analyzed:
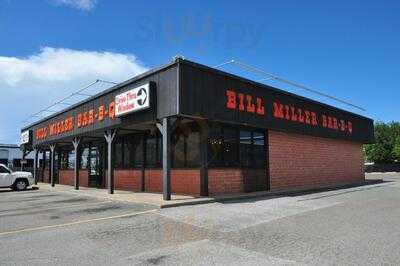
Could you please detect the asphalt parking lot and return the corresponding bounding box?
[0,188,157,234]
[1,173,400,265]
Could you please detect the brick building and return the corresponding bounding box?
[20,58,374,200]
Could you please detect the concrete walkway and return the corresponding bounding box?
[35,183,216,208]
[35,176,382,208]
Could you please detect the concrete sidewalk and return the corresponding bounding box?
[34,183,298,208]
[34,176,383,208]
[35,183,216,208]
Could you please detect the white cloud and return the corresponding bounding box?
[53,0,97,11]
[0,47,147,87]
[0,47,148,144]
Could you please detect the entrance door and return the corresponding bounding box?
[88,144,104,188]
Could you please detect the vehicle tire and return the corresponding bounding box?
[13,179,28,191]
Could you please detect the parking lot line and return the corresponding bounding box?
[0,209,159,237]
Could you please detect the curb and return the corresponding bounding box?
[160,179,385,208]
[33,179,384,209]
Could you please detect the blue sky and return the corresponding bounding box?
[0,0,399,143]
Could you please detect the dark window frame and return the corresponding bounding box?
[172,122,201,168]
[114,133,147,169]
[207,123,266,169]
[80,145,90,170]
[59,148,73,170]
[145,132,162,169]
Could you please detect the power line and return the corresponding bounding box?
[214,59,366,112]
[23,79,117,125]
[214,60,235,69]
[97,79,118,85]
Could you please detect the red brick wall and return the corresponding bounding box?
[171,169,200,196]
[59,170,74,186]
[57,170,89,187]
[114,169,142,191]
[80,170,88,187]
[56,169,142,191]
[144,169,201,196]
[58,167,262,195]
[269,130,364,190]
[43,169,50,183]
[208,169,244,195]
[144,169,162,193]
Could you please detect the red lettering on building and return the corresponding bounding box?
[98,105,105,121]
[256,98,265,115]
[246,95,255,113]
[273,101,318,128]
[311,112,318,126]
[226,90,236,109]
[36,127,48,140]
[305,111,311,124]
[298,109,305,123]
[322,115,327,128]
[109,101,115,119]
[290,107,298,122]
[273,101,353,134]
[284,105,290,120]
[348,121,353,133]
[35,101,115,141]
[238,93,245,111]
[321,114,352,134]
[88,109,94,125]
[273,102,284,118]
[225,89,265,116]
[83,112,88,126]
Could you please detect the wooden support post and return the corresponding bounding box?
[102,143,107,188]
[200,123,209,196]
[104,129,117,194]
[49,144,56,187]
[141,133,146,192]
[72,137,81,190]
[33,148,38,185]
[161,118,171,201]
[42,151,46,182]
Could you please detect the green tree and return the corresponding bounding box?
[365,122,396,163]
[393,136,400,161]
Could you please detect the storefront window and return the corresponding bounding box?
[208,125,223,167]
[114,140,124,169]
[172,122,200,168]
[59,150,69,170]
[172,130,185,168]
[81,147,89,169]
[146,133,162,168]
[239,130,252,167]
[128,135,143,167]
[223,127,238,166]
[207,123,266,168]
[45,151,50,169]
[253,131,266,168]
[57,148,76,170]
[186,130,200,167]
[68,150,75,169]
[124,138,133,168]
[113,134,145,169]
